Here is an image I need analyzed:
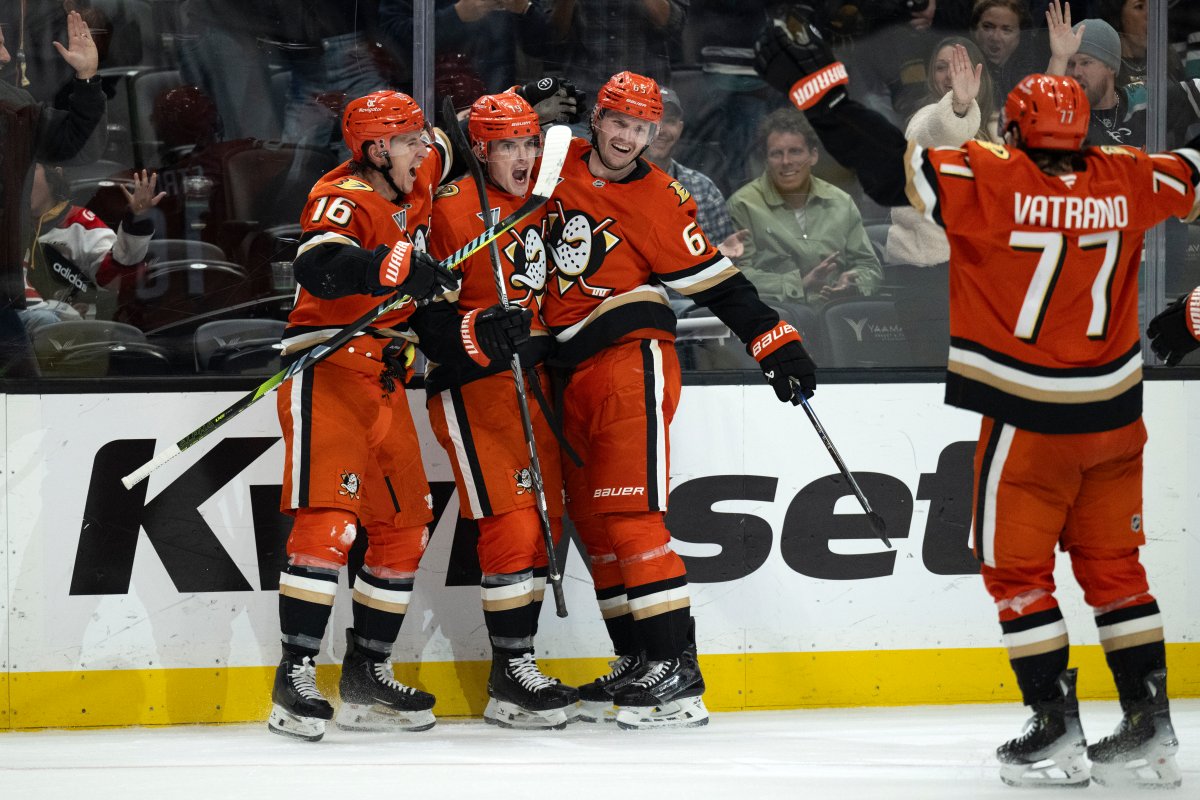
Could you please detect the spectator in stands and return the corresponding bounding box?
[1,10,105,377]
[727,108,881,307]
[887,39,996,366]
[1093,0,1187,87]
[549,0,687,98]
[971,0,1047,106]
[20,164,160,334]
[263,1,390,155]
[644,86,742,255]
[1047,10,1200,147]
[887,38,996,269]
[378,0,555,93]
[177,1,280,141]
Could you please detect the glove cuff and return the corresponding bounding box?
[1188,288,1200,342]
[380,241,413,289]
[749,321,802,362]
[788,62,849,111]
[459,308,492,367]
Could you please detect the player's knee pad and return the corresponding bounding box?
[363,523,429,574]
[477,507,542,575]
[1068,544,1150,609]
[287,507,358,566]
[981,561,1059,621]
[603,512,685,587]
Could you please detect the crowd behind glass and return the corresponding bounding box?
[4,0,1198,379]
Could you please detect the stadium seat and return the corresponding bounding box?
[31,320,171,377]
[820,298,911,368]
[193,319,286,374]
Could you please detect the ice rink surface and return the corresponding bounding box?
[1,701,1195,799]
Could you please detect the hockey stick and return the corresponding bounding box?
[443,99,569,618]
[790,382,891,548]
[121,133,572,490]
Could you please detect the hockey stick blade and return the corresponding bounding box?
[792,385,891,548]
[121,130,572,490]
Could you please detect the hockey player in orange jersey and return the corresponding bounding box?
[415,92,579,729]
[268,91,459,742]
[540,71,819,729]
[755,9,1199,789]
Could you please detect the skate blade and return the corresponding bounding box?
[1091,754,1182,789]
[998,752,1090,789]
[483,698,570,730]
[615,696,709,730]
[335,702,436,732]
[268,704,327,742]
[576,699,618,724]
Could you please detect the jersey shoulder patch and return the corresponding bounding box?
[667,179,691,205]
[436,183,460,199]
[332,177,374,192]
[973,140,1011,160]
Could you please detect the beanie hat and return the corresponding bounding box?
[1072,19,1121,73]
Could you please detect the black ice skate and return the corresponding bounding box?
[576,651,647,723]
[268,654,334,742]
[1088,669,1181,789]
[996,668,1089,788]
[335,629,436,732]
[484,652,580,730]
[611,640,708,730]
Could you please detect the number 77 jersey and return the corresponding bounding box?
[908,140,1200,433]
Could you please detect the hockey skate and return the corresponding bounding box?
[1088,669,1182,789]
[996,668,1089,788]
[612,639,708,730]
[268,654,334,742]
[576,652,647,723]
[484,652,580,730]
[335,630,436,732]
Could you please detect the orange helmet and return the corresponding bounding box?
[593,71,663,125]
[1004,74,1090,151]
[468,92,541,152]
[342,91,426,161]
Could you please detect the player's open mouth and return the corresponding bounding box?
[513,167,529,182]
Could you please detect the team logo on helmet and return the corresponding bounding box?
[546,201,619,298]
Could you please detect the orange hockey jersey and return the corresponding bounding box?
[908,140,1200,433]
[287,146,447,333]
[541,138,743,365]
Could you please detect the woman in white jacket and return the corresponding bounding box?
[886,37,996,366]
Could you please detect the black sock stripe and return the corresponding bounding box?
[624,573,688,601]
[1096,599,1161,628]
[1000,606,1065,635]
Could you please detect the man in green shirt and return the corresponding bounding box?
[727,107,881,305]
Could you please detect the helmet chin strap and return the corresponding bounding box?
[367,140,405,200]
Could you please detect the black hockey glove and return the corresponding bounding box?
[754,5,849,116]
[749,320,817,401]
[368,241,458,301]
[515,77,587,124]
[460,303,533,366]
[1147,287,1200,366]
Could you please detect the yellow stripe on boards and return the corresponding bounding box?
[2,644,1195,730]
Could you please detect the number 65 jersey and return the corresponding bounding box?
[909,141,1200,433]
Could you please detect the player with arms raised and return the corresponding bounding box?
[754,7,1198,789]
[268,91,458,742]
[541,71,819,729]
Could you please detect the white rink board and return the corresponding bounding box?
[3,381,1198,673]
